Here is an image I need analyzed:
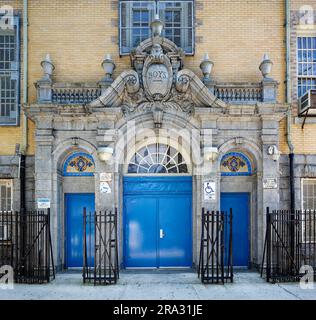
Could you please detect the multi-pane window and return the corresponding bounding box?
[297,37,316,97]
[0,180,12,212]
[302,179,316,242]
[0,14,19,125]
[120,0,194,55]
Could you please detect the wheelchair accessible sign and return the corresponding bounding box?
[204,181,216,201]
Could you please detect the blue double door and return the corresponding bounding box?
[65,193,95,267]
[220,192,250,267]
[124,177,192,268]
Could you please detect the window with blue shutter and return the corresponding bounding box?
[119,0,194,55]
[0,12,20,126]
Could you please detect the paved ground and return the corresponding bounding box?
[1,270,316,300]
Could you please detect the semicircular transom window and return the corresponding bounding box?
[128,143,188,174]
[220,152,252,176]
[63,152,95,176]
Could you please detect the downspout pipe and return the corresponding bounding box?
[21,0,28,211]
[286,0,295,274]
[285,0,295,212]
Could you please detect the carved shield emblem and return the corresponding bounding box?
[143,45,173,101]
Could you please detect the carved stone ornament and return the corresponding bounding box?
[89,35,226,117]
[142,44,173,102]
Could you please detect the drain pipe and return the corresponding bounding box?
[285,0,295,212]
[286,0,296,275]
[20,0,28,212]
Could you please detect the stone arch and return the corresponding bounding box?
[53,137,98,174]
[217,138,262,174]
[114,112,200,175]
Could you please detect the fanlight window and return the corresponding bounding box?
[128,143,188,174]
[220,152,252,176]
[63,152,95,176]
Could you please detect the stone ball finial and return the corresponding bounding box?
[259,54,273,79]
[151,14,163,37]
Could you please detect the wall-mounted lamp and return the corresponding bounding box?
[267,145,280,161]
[97,147,114,162]
[204,147,219,162]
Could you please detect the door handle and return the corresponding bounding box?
[160,229,165,239]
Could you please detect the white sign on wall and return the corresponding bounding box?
[100,173,112,182]
[37,198,50,209]
[263,178,278,189]
[100,182,111,194]
[204,181,216,201]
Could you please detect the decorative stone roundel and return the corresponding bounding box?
[128,143,188,174]
[63,152,95,176]
[220,152,252,176]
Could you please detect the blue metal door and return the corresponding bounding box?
[124,177,192,268]
[65,193,95,267]
[220,193,249,267]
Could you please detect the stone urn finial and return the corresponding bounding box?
[151,14,163,37]
[259,54,273,79]
[200,53,214,81]
[40,54,55,82]
[101,54,116,81]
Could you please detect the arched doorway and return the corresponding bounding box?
[62,151,95,268]
[220,151,256,268]
[123,143,192,268]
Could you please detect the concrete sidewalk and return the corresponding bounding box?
[1,270,316,300]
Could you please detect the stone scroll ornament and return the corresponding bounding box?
[89,45,225,116]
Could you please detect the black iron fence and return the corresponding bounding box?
[198,208,233,284]
[0,210,55,284]
[83,208,119,285]
[261,208,316,283]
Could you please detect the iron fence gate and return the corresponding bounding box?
[198,208,233,284]
[83,208,119,285]
[0,210,55,284]
[261,207,316,283]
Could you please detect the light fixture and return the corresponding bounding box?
[204,147,219,162]
[151,14,163,37]
[267,145,280,161]
[200,53,214,81]
[259,54,273,79]
[97,147,114,162]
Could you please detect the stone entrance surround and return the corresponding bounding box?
[25,19,288,271]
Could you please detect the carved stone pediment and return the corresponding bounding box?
[89,35,226,117]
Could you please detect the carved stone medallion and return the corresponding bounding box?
[142,44,173,101]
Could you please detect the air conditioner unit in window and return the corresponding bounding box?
[299,89,316,116]
[0,224,8,240]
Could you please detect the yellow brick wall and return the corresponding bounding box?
[1,0,311,157]
[279,1,316,155]
[26,0,286,103]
